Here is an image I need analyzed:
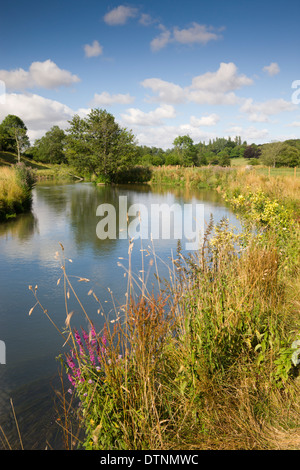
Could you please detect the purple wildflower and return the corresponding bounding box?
[67,374,75,386]
[74,328,85,356]
[81,327,96,366]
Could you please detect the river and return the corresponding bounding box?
[0,181,240,449]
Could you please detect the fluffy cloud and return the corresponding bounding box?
[141,63,253,106]
[173,23,223,45]
[226,125,269,142]
[0,60,80,91]
[120,104,176,126]
[190,114,220,127]
[190,62,253,93]
[150,26,172,52]
[91,91,135,106]
[135,124,216,149]
[84,40,103,58]
[103,5,138,25]
[240,97,296,122]
[263,62,280,76]
[151,22,223,51]
[141,78,186,104]
[0,92,88,141]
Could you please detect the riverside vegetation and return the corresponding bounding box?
[0,163,36,222]
[26,165,300,450]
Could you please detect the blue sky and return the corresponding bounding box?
[0,0,300,148]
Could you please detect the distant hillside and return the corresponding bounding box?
[0,151,50,170]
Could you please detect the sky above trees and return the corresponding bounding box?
[0,0,300,148]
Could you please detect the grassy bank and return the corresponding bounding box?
[0,164,36,221]
[23,165,300,451]
[150,165,300,216]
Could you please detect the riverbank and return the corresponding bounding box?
[0,164,36,221]
[150,165,300,216]
[23,166,299,451]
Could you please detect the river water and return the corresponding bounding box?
[0,181,240,449]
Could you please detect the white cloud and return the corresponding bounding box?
[150,22,223,51]
[141,63,253,106]
[103,5,138,25]
[263,62,280,76]
[0,92,90,142]
[240,97,296,122]
[139,13,155,26]
[190,114,220,127]
[91,91,135,106]
[226,125,269,143]
[286,121,300,127]
[141,77,186,104]
[135,124,216,149]
[150,26,171,52]
[190,62,253,93]
[173,23,223,45]
[188,90,240,105]
[0,60,80,91]
[84,40,103,58]
[120,104,176,126]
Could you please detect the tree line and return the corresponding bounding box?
[0,110,299,183]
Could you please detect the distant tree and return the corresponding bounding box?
[66,109,138,181]
[217,150,231,167]
[260,142,284,167]
[33,126,66,164]
[244,144,261,160]
[173,135,197,166]
[0,115,29,161]
[260,140,300,167]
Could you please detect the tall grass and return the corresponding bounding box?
[150,166,300,216]
[27,172,300,449]
[0,164,36,221]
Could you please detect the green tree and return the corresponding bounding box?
[66,109,138,182]
[260,142,284,167]
[33,126,66,164]
[173,135,197,166]
[0,115,29,161]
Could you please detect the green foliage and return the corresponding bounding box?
[173,135,197,166]
[32,126,67,164]
[260,141,300,167]
[65,109,138,182]
[0,115,30,161]
[226,189,294,233]
[14,162,36,191]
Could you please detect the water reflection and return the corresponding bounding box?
[0,212,38,241]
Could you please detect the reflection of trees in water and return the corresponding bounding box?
[0,212,38,241]
[69,184,138,253]
[34,182,225,254]
[34,183,71,215]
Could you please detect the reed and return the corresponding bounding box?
[0,164,35,221]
